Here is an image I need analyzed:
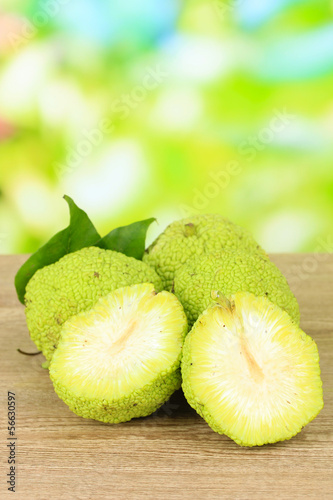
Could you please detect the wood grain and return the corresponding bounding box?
[1,254,332,499]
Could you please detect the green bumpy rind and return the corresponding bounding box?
[143,214,268,290]
[174,251,300,326]
[51,363,182,424]
[25,247,163,360]
[181,317,217,433]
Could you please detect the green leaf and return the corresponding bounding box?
[15,195,101,304]
[96,218,156,260]
[15,194,156,305]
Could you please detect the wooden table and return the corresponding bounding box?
[1,255,332,499]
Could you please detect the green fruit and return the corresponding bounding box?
[49,283,188,423]
[143,214,267,290]
[174,250,300,326]
[25,247,162,360]
[182,292,323,447]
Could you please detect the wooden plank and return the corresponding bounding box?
[0,254,332,499]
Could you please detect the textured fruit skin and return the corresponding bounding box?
[143,214,267,290]
[49,284,188,424]
[25,247,162,361]
[181,292,323,447]
[174,250,300,326]
[52,366,181,424]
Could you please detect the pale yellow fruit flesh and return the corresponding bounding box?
[183,293,323,446]
[51,283,186,401]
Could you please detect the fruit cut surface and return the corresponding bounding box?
[50,283,187,423]
[182,292,323,447]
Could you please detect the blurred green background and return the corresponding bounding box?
[0,0,332,254]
